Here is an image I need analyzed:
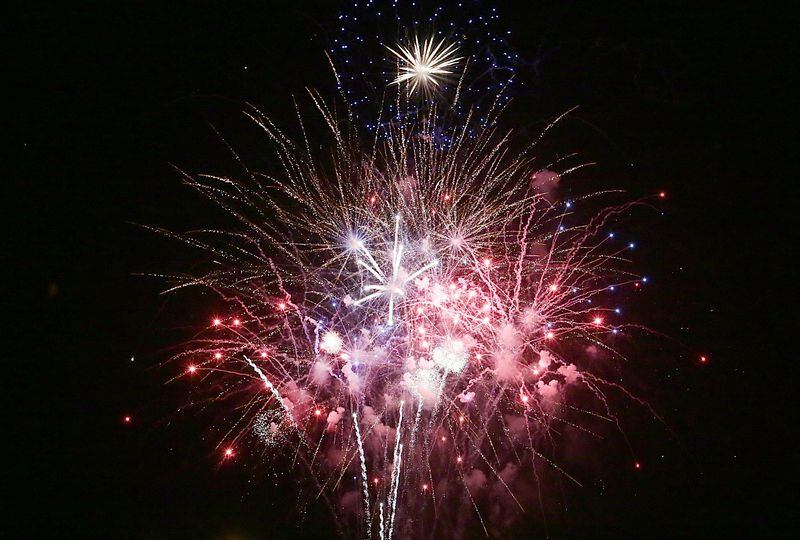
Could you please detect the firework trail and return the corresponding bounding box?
[152,31,663,539]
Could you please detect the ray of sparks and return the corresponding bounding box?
[386,36,461,95]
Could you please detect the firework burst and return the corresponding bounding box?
[386,36,462,96]
[152,38,659,540]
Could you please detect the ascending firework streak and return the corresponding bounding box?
[353,411,372,537]
[155,33,662,539]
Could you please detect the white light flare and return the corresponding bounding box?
[351,215,438,325]
[386,36,461,95]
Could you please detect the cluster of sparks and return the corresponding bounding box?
[151,34,667,539]
[386,36,462,95]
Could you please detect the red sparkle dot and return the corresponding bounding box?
[232,318,241,326]
[593,316,603,325]
[422,483,429,490]
[123,415,131,424]
[545,331,554,340]
[548,283,558,292]
[224,448,234,458]
[278,302,287,310]
[441,436,446,442]
[659,191,666,198]
[459,415,465,422]
[443,193,451,201]
[214,352,222,360]
[314,409,322,416]
[482,258,492,267]
[373,478,379,484]
[187,365,197,374]
[521,395,529,403]
[212,318,221,326]
[260,351,268,358]
[635,462,641,469]
[700,355,708,363]
[456,456,463,463]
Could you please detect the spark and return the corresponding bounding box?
[320,330,344,354]
[351,215,438,325]
[386,36,461,95]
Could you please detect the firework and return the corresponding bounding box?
[154,33,658,540]
[386,36,462,95]
[328,1,519,128]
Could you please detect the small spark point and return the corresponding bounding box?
[214,352,222,360]
[456,456,463,463]
[441,436,446,442]
[123,415,131,424]
[278,302,287,310]
[187,365,197,374]
[224,448,235,458]
[422,483,429,491]
[659,191,666,198]
[260,351,268,358]
[521,395,529,403]
[232,318,241,326]
[635,462,641,469]
[548,283,558,292]
[545,331,554,339]
[314,409,322,416]
[482,258,492,267]
[213,318,221,326]
[700,355,708,363]
[593,317,603,325]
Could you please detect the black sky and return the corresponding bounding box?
[8,1,794,538]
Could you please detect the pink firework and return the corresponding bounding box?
[153,98,658,538]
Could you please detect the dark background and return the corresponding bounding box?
[8,1,794,538]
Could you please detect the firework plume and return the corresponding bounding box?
[152,33,658,539]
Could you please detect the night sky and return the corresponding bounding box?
[9,1,793,538]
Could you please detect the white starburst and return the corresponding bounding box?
[351,215,438,325]
[386,36,461,95]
